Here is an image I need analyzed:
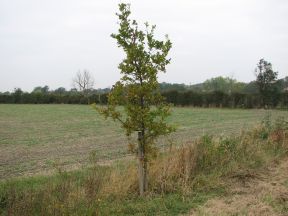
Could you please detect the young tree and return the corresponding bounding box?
[255,59,278,107]
[96,3,174,195]
[13,88,23,103]
[73,70,95,104]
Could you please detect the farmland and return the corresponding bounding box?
[0,104,287,180]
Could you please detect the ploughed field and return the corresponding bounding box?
[0,104,287,180]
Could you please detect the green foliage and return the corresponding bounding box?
[96,3,174,156]
[1,77,288,108]
[203,76,246,93]
[54,87,66,95]
[159,82,187,92]
[0,166,111,216]
[12,88,23,103]
[32,85,49,94]
[92,3,176,195]
[262,112,272,129]
[255,59,279,107]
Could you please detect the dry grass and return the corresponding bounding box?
[97,117,288,198]
[192,159,288,216]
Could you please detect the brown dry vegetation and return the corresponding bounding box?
[192,158,288,216]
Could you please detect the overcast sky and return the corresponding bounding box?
[0,0,287,92]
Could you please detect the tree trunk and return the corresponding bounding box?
[138,75,147,195]
[138,131,147,196]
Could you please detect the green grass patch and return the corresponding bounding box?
[263,194,288,214]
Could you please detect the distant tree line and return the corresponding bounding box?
[1,58,287,108]
[160,59,288,108]
[0,87,109,105]
[162,90,288,108]
[161,66,288,108]
[1,84,287,108]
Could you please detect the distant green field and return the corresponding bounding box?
[0,104,287,179]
